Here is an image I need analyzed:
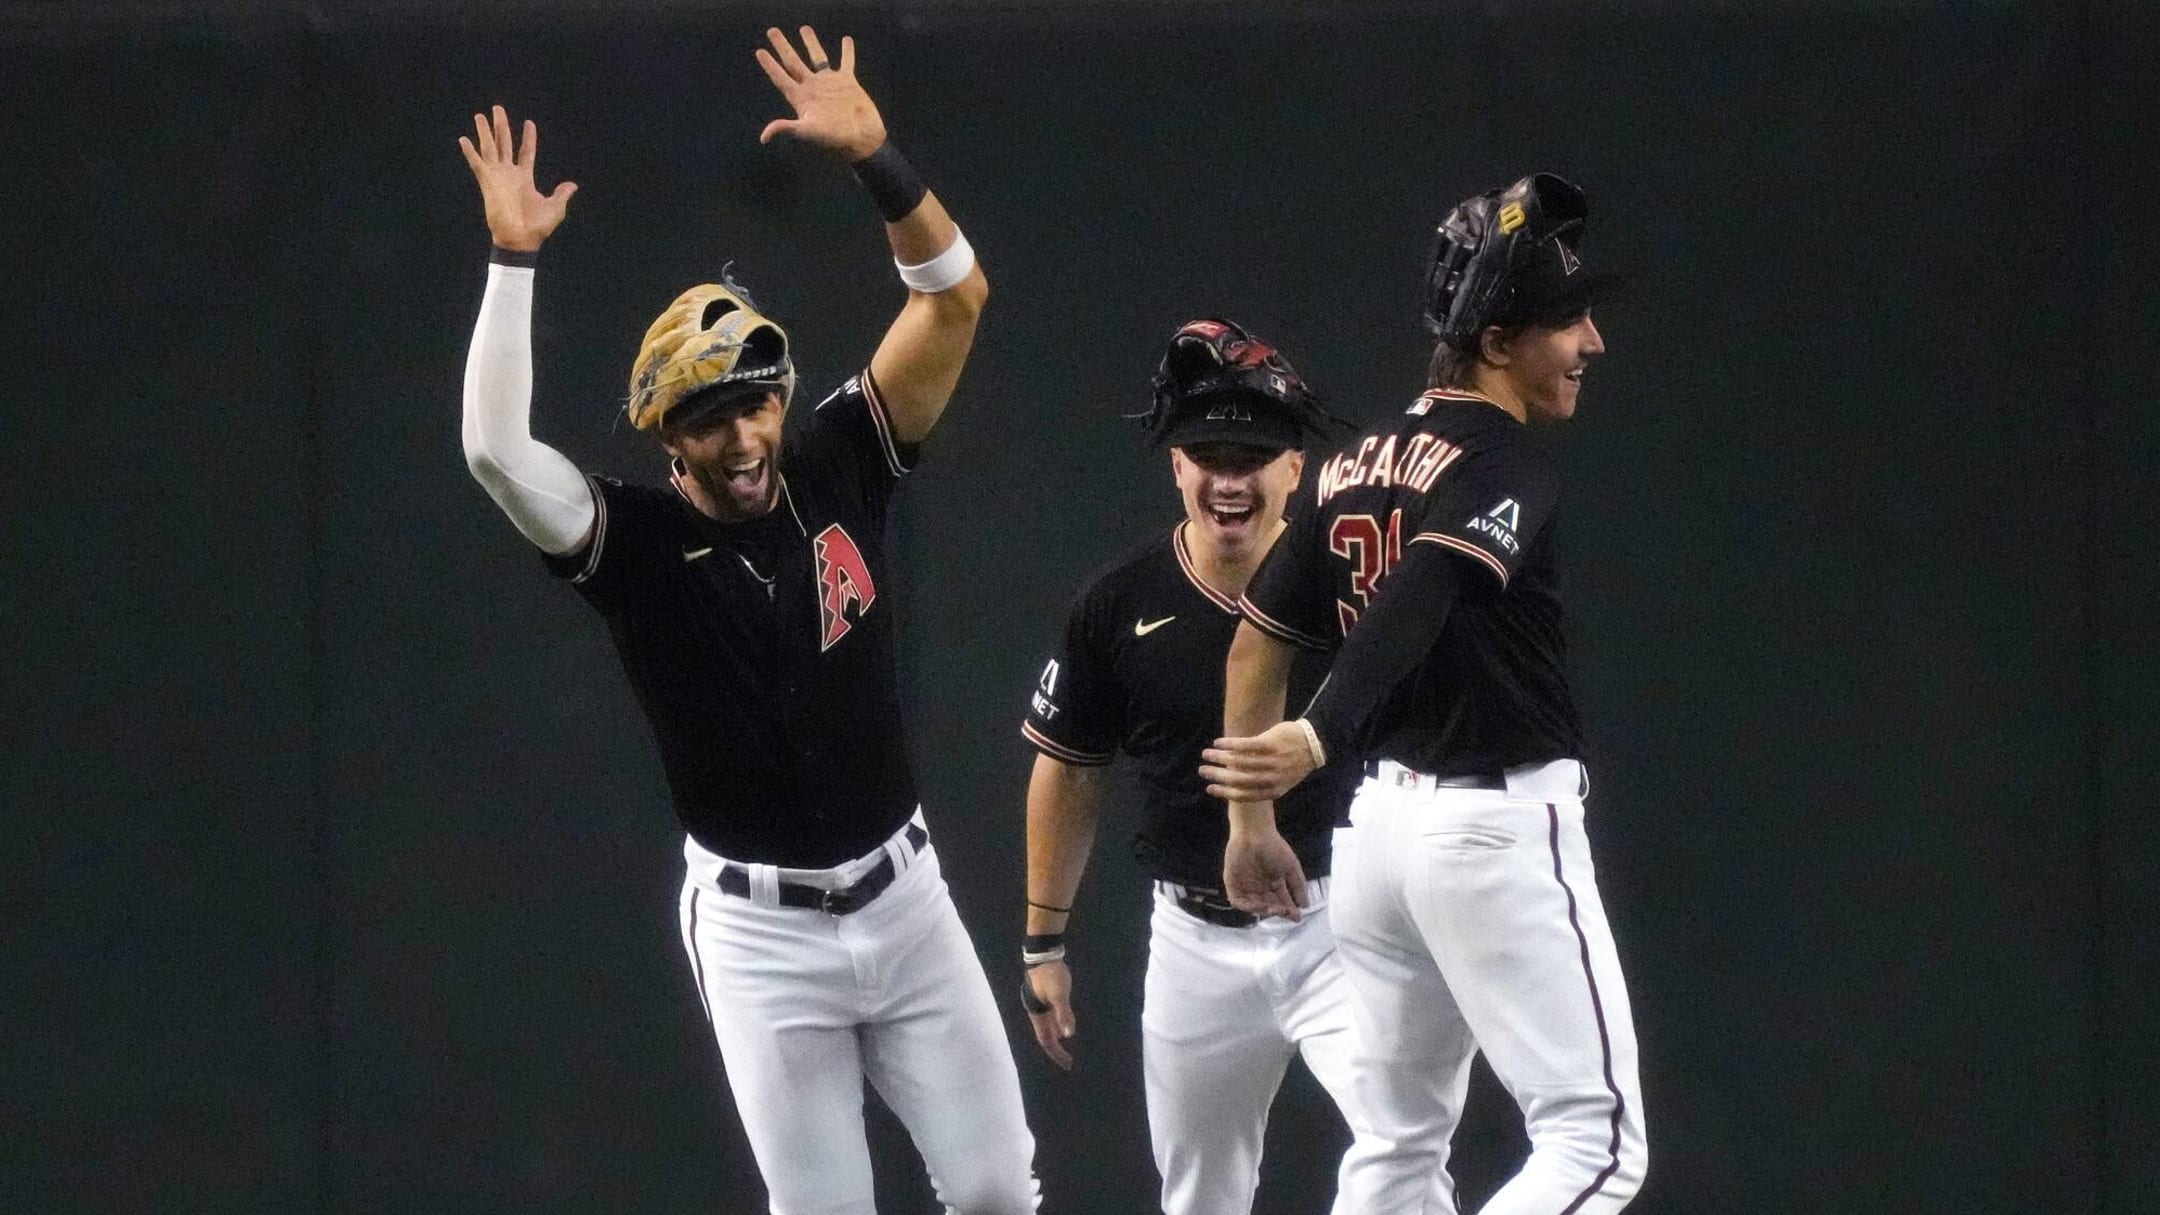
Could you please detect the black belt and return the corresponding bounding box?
[1362,760,1505,790]
[716,823,928,915]
[1174,890,1257,930]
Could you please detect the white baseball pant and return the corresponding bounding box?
[1141,880,1448,1215]
[678,814,1040,1215]
[1328,759,1646,1215]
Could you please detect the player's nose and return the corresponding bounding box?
[1579,316,1605,356]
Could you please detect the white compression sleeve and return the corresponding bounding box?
[460,261,596,557]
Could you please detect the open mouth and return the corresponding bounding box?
[720,457,770,501]
[1207,503,1255,529]
[1564,367,1586,384]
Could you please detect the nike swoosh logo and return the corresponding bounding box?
[1134,615,1176,636]
[682,547,713,562]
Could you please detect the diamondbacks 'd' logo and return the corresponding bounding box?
[1557,242,1581,275]
[813,523,877,652]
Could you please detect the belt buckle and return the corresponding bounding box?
[820,885,863,916]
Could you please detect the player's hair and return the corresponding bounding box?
[1427,316,1555,390]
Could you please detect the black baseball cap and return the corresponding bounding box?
[1155,391,1307,452]
[1490,223,1629,328]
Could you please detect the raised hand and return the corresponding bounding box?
[753,26,888,160]
[456,105,578,253]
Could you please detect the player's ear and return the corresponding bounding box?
[1284,450,1305,490]
[1478,324,1513,369]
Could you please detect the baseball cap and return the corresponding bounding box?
[1155,391,1307,451]
[1489,217,1630,328]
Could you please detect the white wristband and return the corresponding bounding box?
[896,229,976,294]
[1296,718,1328,770]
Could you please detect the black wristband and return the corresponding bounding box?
[850,141,927,223]
[489,246,539,268]
[1022,932,1067,955]
[1026,899,1071,915]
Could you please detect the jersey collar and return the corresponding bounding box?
[1172,522,1242,616]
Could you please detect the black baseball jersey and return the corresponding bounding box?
[546,369,921,867]
[1241,389,1584,777]
[1022,524,1358,888]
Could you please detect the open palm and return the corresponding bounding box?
[754,26,888,161]
[456,105,577,253]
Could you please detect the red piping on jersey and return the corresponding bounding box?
[1172,523,1242,615]
[571,474,610,584]
[1549,802,1628,1215]
[1021,720,1113,767]
[1236,593,1331,652]
[856,368,912,478]
[1410,531,1509,587]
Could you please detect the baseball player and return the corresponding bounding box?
[1018,320,1428,1214]
[1198,174,1648,1214]
[455,27,1037,1214]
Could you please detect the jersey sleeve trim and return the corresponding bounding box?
[562,474,610,584]
[1021,720,1114,767]
[1410,531,1508,587]
[1237,593,1332,651]
[857,367,915,478]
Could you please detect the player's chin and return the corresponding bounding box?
[1538,381,1581,422]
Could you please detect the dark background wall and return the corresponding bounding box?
[5,2,2154,1213]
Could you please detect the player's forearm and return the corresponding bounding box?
[1224,621,1295,740]
[854,141,986,313]
[460,256,594,556]
[1222,623,1296,832]
[1024,755,1105,935]
[1302,544,1465,760]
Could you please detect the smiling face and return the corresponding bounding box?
[659,390,787,521]
[1171,441,1304,562]
[1480,312,1606,423]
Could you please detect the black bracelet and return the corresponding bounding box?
[1026,899,1071,915]
[850,141,927,223]
[489,246,539,268]
[1022,932,1067,955]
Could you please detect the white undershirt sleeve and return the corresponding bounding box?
[460,261,597,557]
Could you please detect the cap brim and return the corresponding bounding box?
[1157,414,1304,451]
[664,379,786,430]
[1522,267,1634,325]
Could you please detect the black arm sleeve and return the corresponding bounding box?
[1300,540,1466,762]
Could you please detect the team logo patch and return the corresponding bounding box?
[1205,400,1252,422]
[813,523,877,651]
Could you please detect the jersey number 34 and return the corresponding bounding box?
[1328,509,1403,634]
